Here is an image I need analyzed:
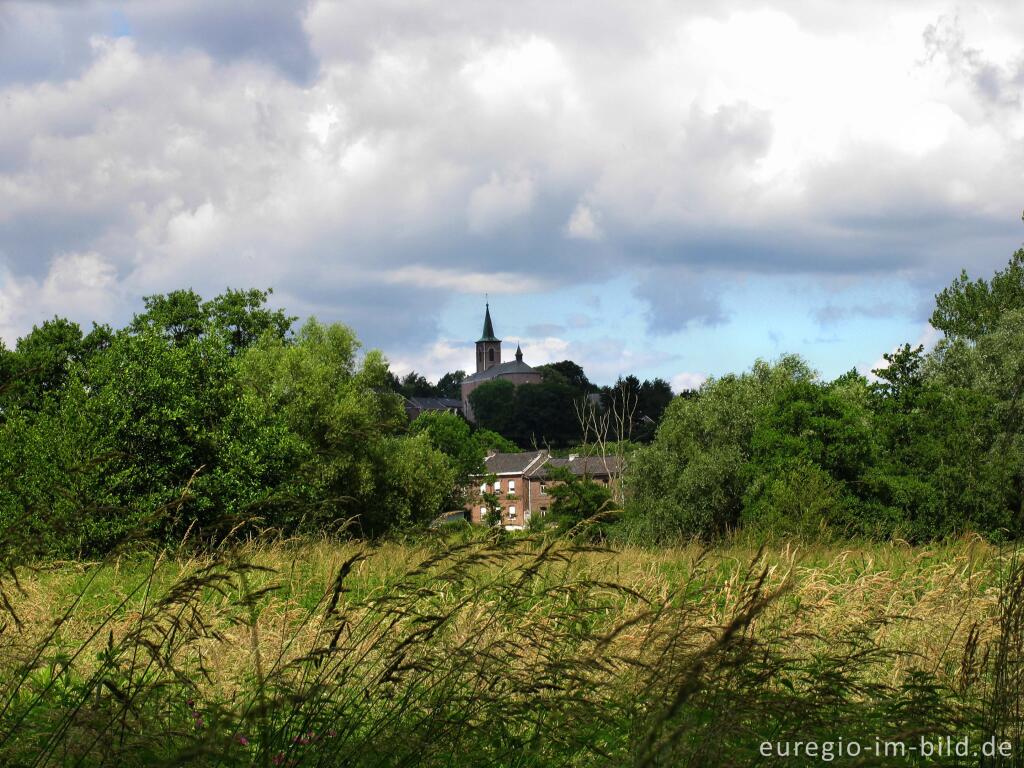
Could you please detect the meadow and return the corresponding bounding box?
[0,529,1021,767]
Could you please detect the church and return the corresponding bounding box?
[460,304,542,422]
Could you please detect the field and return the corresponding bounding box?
[0,530,1022,767]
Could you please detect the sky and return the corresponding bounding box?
[0,1,1022,389]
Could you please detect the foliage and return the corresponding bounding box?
[128,287,295,353]
[622,355,816,542]
[932,247,1024,341]
[469,378,585,448]
[540,465,615,537]
[235,319,454,535]
[0,295,458,554]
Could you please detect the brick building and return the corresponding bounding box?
[466,450,624,530]
[460,304,542,422]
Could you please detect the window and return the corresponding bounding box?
[480,506,488,520]
[508,479,516,494]
[507,505,517,520]
[480,483,487,494]
[493,480,501,493]
[488,348,494,362]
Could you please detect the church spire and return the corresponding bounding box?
[475,302,502,373]
[478,302,499,342]
[515,344,523,362]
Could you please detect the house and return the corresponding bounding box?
[460,303,542,422]
[466,450,624,530]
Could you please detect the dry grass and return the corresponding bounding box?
[0,531,1020,766]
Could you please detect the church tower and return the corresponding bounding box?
[476,303,501,373]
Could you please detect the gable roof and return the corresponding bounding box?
[481,450,548,475]
[527,454,624,479]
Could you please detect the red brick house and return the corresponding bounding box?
[466,450,624,530]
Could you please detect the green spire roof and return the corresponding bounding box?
[478,303,500,342]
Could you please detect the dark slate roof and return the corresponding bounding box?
[463,358,538,384]
[406,397,463,411]
[527,454,624,479]
[478,304,500,342]
[481,450,548,475]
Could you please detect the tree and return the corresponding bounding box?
[436,370,466,399]
[468,379,517,436]
[622,355,817,542]
[128,287,294,353]
[129,289,206,345]
[742,378,875,536]
[1,318,112,414]
[205,287,295,353]
[410,411,486,508]
[473,428,519,453]
[236,319,455,535]
[511,380,583,448]
[931,247,1024,341]
[542,465,615,538]
[638,378,674,424]
[399,371,437,398]
[536,360,595,393]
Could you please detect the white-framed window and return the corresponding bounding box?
[493,480,502,493]
[507,505,517,520]
[508,479,516,494]
[480,483,487,494]
[480,506,488,520]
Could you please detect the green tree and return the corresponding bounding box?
[129,287,294,353]
[205,287,295,353]
[236,319,454,534]
[542,465,615,538]
[932,248,1024,341]
[742,378,875,536]
[468,379,516,436]
[511,380,583,448]
[410,411,486,508]
[436,370,466,399]
[622,355,816,542]
[129,289,206,345]
[536,360,595,393]
[0,318,111,413]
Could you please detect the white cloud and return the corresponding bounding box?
[0,251,120,344]
[1,0,1023,358]
[381,266,550,294]
[671,371,708,392]
[564,202,602,241]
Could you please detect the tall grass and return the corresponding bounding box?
[0,531,1021,766]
